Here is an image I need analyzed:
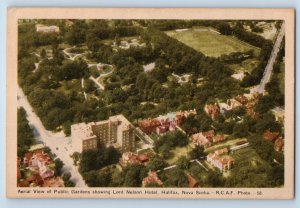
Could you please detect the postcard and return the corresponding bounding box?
[6,8,294,199]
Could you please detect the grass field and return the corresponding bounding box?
[204,138,247,154]
[166,144,193,165]
[230,146,268,171]
[165,30,260,57]
[228,58,260,73]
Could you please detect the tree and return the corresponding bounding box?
[176,156,190,170]
[147,156,168,171]
[40,48,47,59]
[65,20,87,45]
[206,171,224,187]
[17,108,35,157]
[188,145,205,160]
[54,158,64,176]
[122,164,147,187]
[62,172,76,187]
[159,144,171,159]
[79,147,120,173]
[181,114,199,135]
[164,168,188,187]
[233,122,249,138]
[255,95,275,114]
[84,79,97,93]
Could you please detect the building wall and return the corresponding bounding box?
[82,136,98,152]
[91,122,110,146]
[122,128,135,152]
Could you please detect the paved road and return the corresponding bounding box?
[63,47,85,61]
[89,69,114,90]
[251,22,285,94]
[17,87,87,187]
[81,78,87,100]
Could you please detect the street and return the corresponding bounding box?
[251,22,285,94]
[17,87,87,187]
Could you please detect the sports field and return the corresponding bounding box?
[165,30,260,57]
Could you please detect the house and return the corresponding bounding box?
[36,24,59,33]
[142,171,163,187]
[139,109,196,135]
[18,180,30,187]
[120,152,150,166]
[202,130,215,140]
[272,107,285,123]
[24,150,55,180]
[139,119,161,135]
[191,133,211,148]
[244,93,259,118]
[186,174,199,188]
[191,130,225,148]
[219,102,231,114]
[26,174,44,187]
[207,148,235,172]
[235,95,249,105]
[274,138,284,152]
[204,103,220,120]
[263,130,280,142]
[231,72,245,81]
[156,125,169,135]
[212,134,225,143]
[43,177,65,187]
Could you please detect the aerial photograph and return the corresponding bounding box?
[17,19,285,188]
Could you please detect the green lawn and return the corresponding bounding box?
[228,58,260,73]
[165,30,260,57]
[230,146,268,170]
[166,144,193,165]
[204,138,247,154]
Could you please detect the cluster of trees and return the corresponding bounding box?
[241,41,273,87]
[219,50,254,64]
[159,168,189,187]
[17,108,35,157]
[78,146,121,187]
[18,20,248,134]
[62,172,76,187]
[65,20,141,45]
[265,38,285,107]
[181,113,212,135]
[83,163,149,187]
[79,146,120,173]
[153,130,189,158]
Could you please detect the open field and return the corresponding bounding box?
[230,146,268,170]
[165,30,260,57]
[204,138,247,153]
[166,144,193,165]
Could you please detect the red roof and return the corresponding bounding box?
[187,174,199,188]
[263,130,280,141]
[142,171,163,187]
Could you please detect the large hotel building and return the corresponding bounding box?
[71,114,136,153]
